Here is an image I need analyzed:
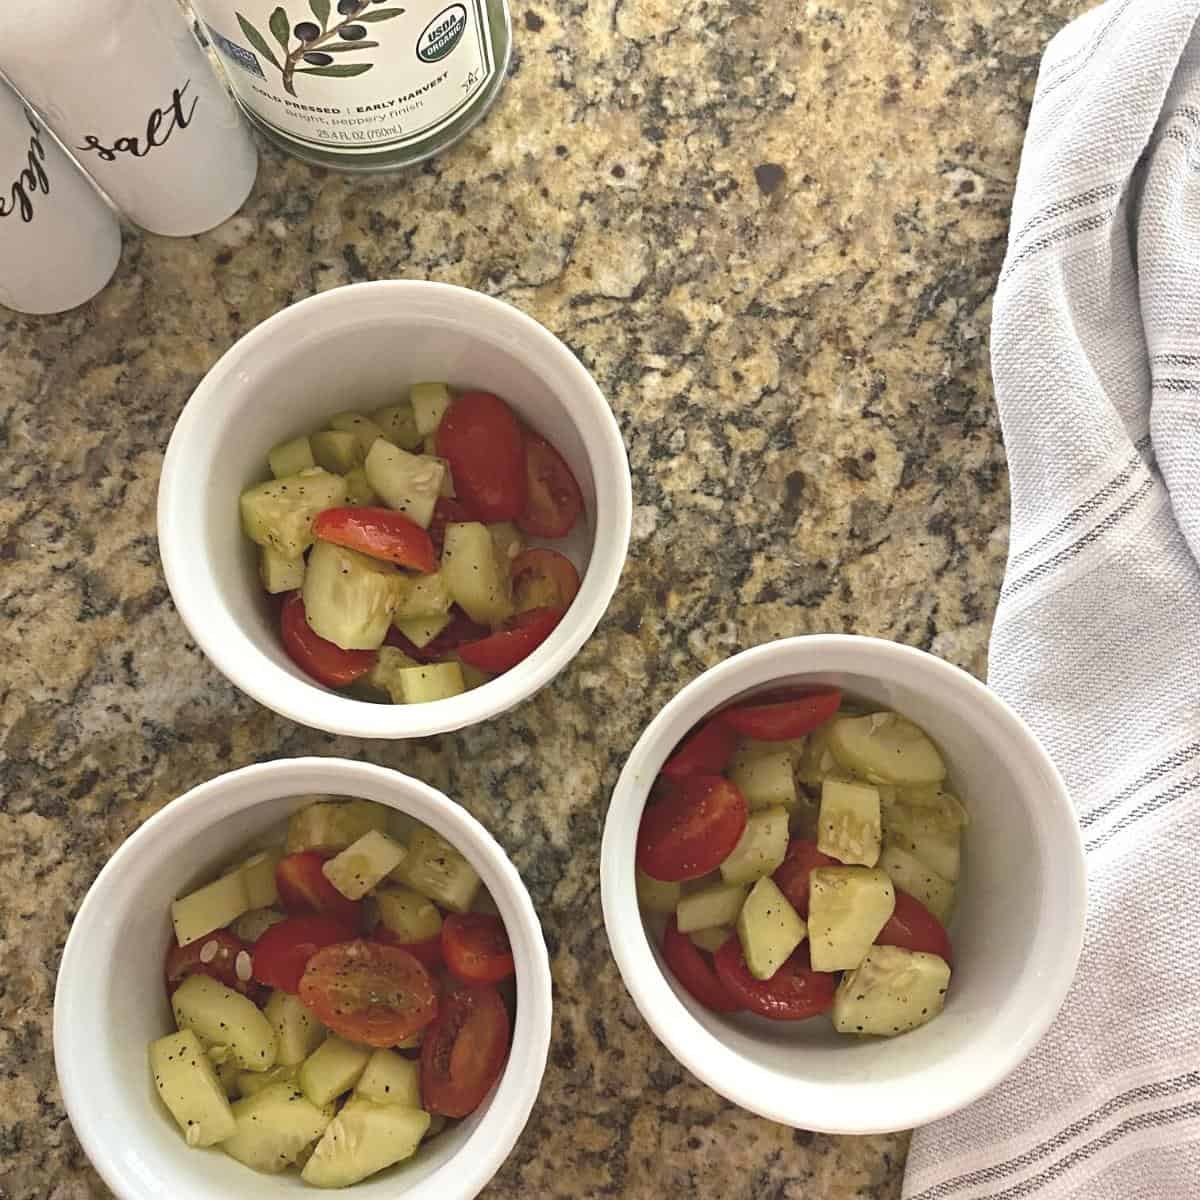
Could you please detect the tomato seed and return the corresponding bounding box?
[235,950,253,982]
[198,940,219,964]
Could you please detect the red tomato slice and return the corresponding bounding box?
[875,890,953,964]
[441,913,515,985]
[515,431,584,538]
[661,916,742,1014]
[299,940,439,1047]
[280,592,377,689]
[719,687,842,741]
[165,929,259,1000]
[660,716,739,781]
[313,506,436,573]
[420,982,510,1118]
[772,838,840,918]
[428,497,478,553]
[636,775,748,882]
[373,928,443,969]
[276,851,362,929]
[435,392,526,522]
[712,939,837,1021]
[386,607,491,664]
[251,915,357,993]
[456,607,564,674]
[511,548,581,612]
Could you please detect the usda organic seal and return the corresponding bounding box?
[417,4,468,62]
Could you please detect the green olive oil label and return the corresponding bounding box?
[202,0,494,154]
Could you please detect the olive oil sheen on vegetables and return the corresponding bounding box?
[191,0,511,170]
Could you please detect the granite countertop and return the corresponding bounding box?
[0,1,1092,1197]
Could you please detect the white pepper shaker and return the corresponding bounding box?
[0,0,258,237]
[0,81,121,315]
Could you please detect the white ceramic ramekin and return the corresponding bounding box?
[157,281,631,738]
[54,757,553,1200]
[600,635,1087,1135]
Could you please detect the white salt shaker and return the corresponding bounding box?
[0,81,121,315]
[0,0,258,237]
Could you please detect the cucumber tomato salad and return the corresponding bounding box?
[636,690,964,1036]
[149,799,515,1187]
[239,385,585,703]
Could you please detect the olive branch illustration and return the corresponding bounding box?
[236,0,405,97]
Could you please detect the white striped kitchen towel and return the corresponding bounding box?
[902,1,1200,1198]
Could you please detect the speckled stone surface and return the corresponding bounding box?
[0,1,1095,1197]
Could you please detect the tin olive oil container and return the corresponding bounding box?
[191,0,511,171]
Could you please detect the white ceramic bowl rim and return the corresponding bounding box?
[54,758,553,1200]
[600,635,1088,1135]
[157,281,632,739]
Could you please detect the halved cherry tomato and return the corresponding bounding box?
[712,939,837,1021]
[429,497,477,553]
[636,775,748,882]
[661,916,742,1014]
[772,838,840,918]
[165,929,259,1000]
[313,506,436,573]
[660,716,739,781]
[516,431,584,538]
[251,915,356,993]
[511,548,581,613]
[386,608,491,664]
[719,687,842,741]
[300,940,439,1047]
[420,982,510,1118]
[441,913,515,984]
[435,392,526,521]
[456,607,564,673]
[276,851,362,929]
[373,928,443,969]
[875,890,953,964]
[280,592,377,689]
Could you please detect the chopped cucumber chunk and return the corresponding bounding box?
[883,802,961,882]
[363,646,420,703]
[489,522,525,570]
[729,749,798,811]
[395,827,480,912]
[737,876,806,980]
[150,1028,236,1148]
[240,468,347,560]
[817,778,882,867]
[222,1083,332,1174]
[322,830,407,901]
[265,990,325,1066]
[394,570,454,620]
[268,435,315,480]
[719,805,790,885]
[676,880,746,934]
[375,885,444,942]
[688,925,733,954]
[410,381,452,435]
[236,1062,299,1098]
[171,868,250,948]
[832,945,950,1036]
[299,1036,370,1107]
[397,662,464,703]
[733,736,808,763]
[458,660,492,691]
[371,401,423,450]
[636,868,680,915]
[302,1097,430,1188]
[796,726,840,787]
[807,866,895,972]
[172,975,277,1072]
[344,466,378,506]
[303,541,400,651]
[355,1049,421,1107]
[311,430,363,473]
[364,440,444,529]
[441,521,514,626]
[877,844,955,923]
[328,411,384,457]
[286,799,389,854]
[827,712,946,786]
[237,850,282,909]
[393,612,450,649]
[231,907,286,944]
